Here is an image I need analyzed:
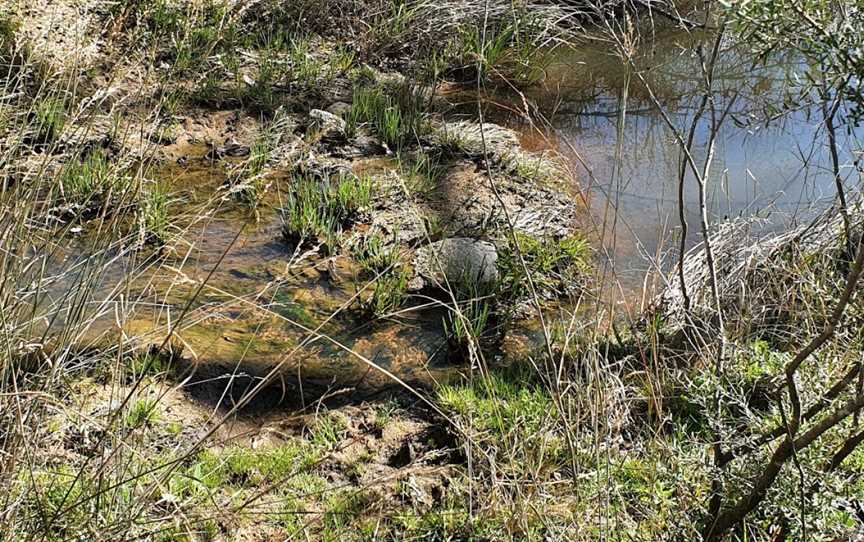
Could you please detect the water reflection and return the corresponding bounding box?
[524,29,863,291]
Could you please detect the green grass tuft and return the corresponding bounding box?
[188,443,318,491]
[352,234,401,274]
[443,284,494,361]
[126,399,160,428]
[437,365,565,477]
[281,173,373,250]
[33,97,66,143]
[399,150,447,194]
[228,136,273,207]
[346,82,429,149]
[454,13,549,87]
[351,234,412,317]
[358,266,411,318]
[128,350,173,379]
[58,150,133,216]
[497,232,591,300]
[140,182,172,244]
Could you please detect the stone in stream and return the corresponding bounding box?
[326,101,352,118]
[308,109,347,142]
[206,138,250,159]
[412,238,498,291]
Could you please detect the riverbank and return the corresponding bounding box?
[2,1,864,541]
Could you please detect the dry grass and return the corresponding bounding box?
[0,1,862,541]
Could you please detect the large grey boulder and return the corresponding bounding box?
[412,238,498,290]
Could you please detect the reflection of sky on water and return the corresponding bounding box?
[540,33,862,287]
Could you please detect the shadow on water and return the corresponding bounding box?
[175,355,430,416]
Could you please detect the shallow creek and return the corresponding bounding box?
[54,155,538,399]
[50,26,861,401]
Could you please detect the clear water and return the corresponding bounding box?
[38,28,863,392]
[527,30,862,291]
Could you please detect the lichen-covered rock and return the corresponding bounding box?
[413,238,498,290]
[326,102,352,118]
[422,159,578,240]
[361,170,428,244]
[294,152,354,179]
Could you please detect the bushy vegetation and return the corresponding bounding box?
[451,13,550,87]
[497,232,591,300]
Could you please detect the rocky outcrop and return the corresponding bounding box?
[355,121,579,242]
[430,121,565,183]
[334,121,583,297]
[291,113,585,303]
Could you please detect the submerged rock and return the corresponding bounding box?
[153,109,295,163]
[328,134,388,159]
[413,238,499,290]
[207,138,250,159]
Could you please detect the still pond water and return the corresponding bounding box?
[535,30,860,291]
